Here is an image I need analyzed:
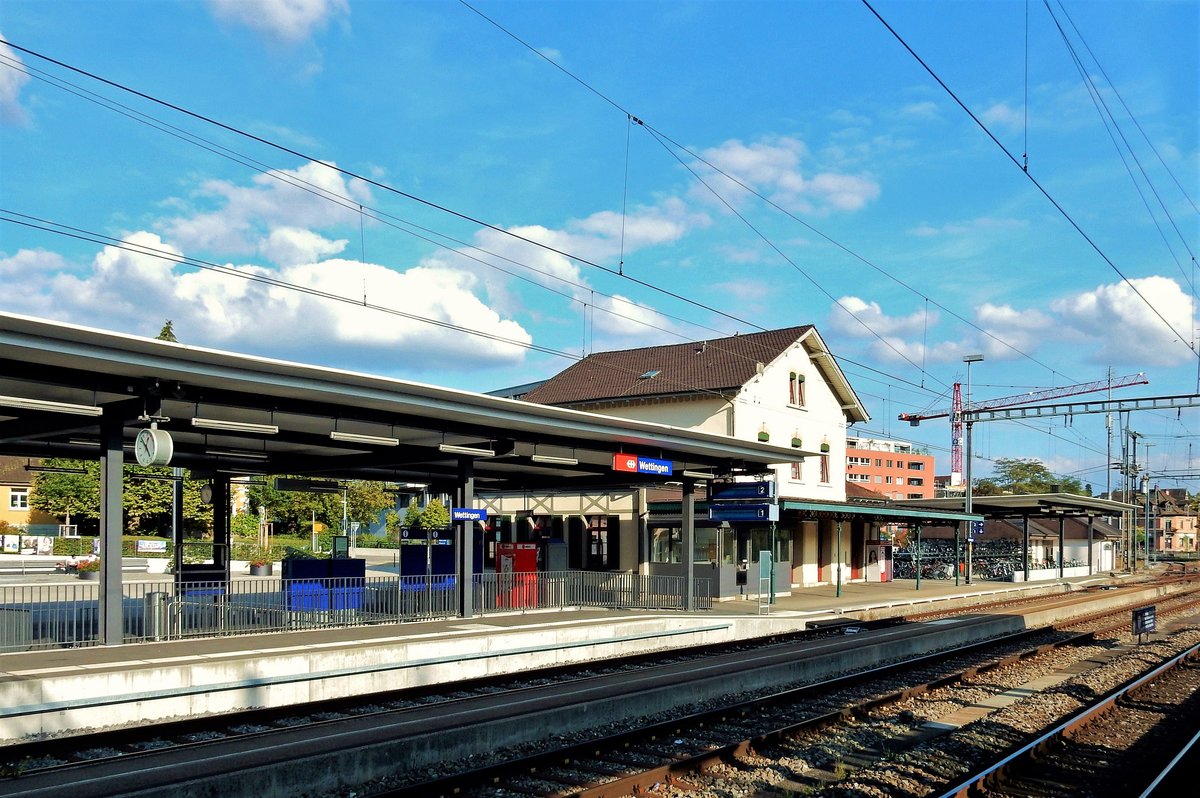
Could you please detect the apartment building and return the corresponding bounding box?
[846,436,934,500]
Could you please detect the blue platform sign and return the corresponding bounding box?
[451,508,488,521]
[709,503,780,522]
[970,519,985,538]
[710,481,775,500]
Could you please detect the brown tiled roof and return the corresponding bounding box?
[846,481,889,502]
[523,326,814,406]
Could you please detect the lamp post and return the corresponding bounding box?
[963,354,984,585]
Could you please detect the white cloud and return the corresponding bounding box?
[260,226,347,266]
[592,294,672,338]
[0,35,31,125]
[1051,276,1197,366]
[695,137,880,214]
[899,101,939,120]
[908,216,1028,238]
[207,0,348,44]
[981,101,1023,129]
[830,296,933,338]
[465,197,708,309]
[160,160,370,256]
[975,302,1055,360]
[5,231,532,373]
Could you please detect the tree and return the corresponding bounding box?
[972,457,1088,496]
[29,458,213,534]
[403,497,421,528]
[245,478,396,536]
[419,497,450,530]
[156,320,178,342]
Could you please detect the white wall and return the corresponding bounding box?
[733,342,847,503]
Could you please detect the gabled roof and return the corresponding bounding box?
[523,326,869,423]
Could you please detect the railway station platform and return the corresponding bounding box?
[0,568,1164,743]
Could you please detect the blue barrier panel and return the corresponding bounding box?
[287,580,329,611]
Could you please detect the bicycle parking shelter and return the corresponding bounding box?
[0,312,813,644]
[897,493,1133,582]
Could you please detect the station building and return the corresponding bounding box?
[482,326,972,600]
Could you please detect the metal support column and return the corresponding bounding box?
[954,525,961,587]
[1087,515,1094,574]
[1022,515,1030,582]
[99,411,124,646]
[1144,479,1152,568]
[212,475,230,575]
[171,466,184,576]
[836,519,843,598]
[914,524,922,591]
[1058,515,1065,578]
[682,477,695,611]
[456,456,475,618]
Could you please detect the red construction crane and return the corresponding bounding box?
[898,373,1149,486]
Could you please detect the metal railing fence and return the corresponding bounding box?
[0,570,709,652]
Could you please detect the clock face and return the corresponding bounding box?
[200,484,213,504]
[135,428,173,467]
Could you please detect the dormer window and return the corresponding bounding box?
[789,371,806,407]
[638,369,661,380]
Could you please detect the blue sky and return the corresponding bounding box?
[1,0,1197,492]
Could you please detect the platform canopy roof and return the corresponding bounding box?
[896,493,1134,518]
[0,313,806,494]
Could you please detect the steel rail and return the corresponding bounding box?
[935,641,1200,798]
[385,590,1200,798]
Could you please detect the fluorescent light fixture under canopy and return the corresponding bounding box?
[531,454,579,466]
[192,418,279,434]
[0,395,104,416]
[330,431,400,447]
[207,449,269,461]
[438,443,496,458]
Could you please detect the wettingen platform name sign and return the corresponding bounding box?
[612,454,673,476]
[451,508,488,521]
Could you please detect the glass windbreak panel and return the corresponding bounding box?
[651,526,679,563]
[749,526,774,560]
[776,531,792,563]
[721,526,736,564]
[695,527,718,563]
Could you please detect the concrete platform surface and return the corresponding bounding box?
[0,570,1154,742]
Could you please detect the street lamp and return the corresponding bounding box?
[963,354,984,584]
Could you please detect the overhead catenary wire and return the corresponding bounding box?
[1051,0,1199,218]
[0,50,766,352]
[458,0,1080,385]
[860,0,1200,362]
[0,40,953,410]
[1044,0,1197,294]
[0,39,764,336]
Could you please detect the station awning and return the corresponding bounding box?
[894,493,1134,518]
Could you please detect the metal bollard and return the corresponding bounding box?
[143,591,167,641]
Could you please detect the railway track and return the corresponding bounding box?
[934,641,1200,798]
[0,580,1193,797]
[373,591,1200,798]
